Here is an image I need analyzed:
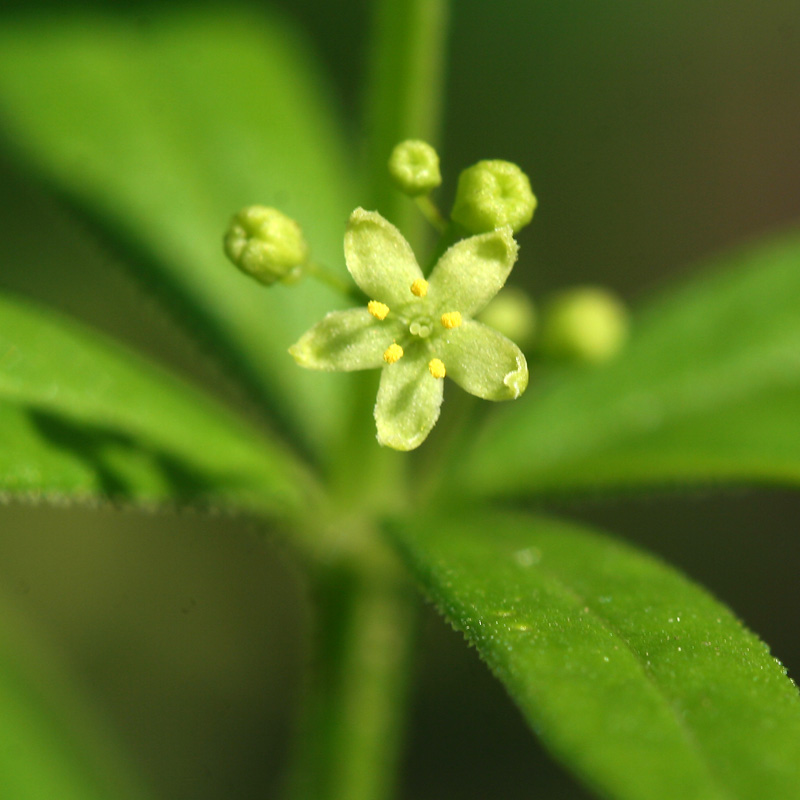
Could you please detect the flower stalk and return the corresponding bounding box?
[362,0,450,247]
[285,539,416,800]
[284,1,451,798]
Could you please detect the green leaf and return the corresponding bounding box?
[0,6,356,454]
[390,510,800,800]
[0,291,310,513]
[458,231,800,497]
[0,594,152,800]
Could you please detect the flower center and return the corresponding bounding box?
[408,316,433,338]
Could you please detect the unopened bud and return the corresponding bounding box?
[451,160,536,234]
[538,287,628,364]
[478,287,536,349]
[388,140,442,196]
[224,205,309,286]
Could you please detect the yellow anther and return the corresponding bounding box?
[368,300,390,320]
[410,278,429,298]
[441,311,462,329]
[383,342,404,364]
[428,358,446,379]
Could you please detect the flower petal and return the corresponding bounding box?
[428,226,519,316]
[374,352,444,450]
[290,308,403,371]
[344,208,424,306]
[436,320,529,400]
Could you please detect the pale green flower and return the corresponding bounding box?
[290,208,529,451]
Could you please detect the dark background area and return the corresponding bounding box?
[1,1,799,798]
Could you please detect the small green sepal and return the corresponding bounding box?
[388,139,442,196]
[538,286,628,363]
[451,160,537,234]
[224,205,309,286]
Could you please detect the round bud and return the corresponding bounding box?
[224,205,309,286]
[538,287,628,364]
[451,160,536,233]
[478,287,537,349]
[388,140,442,196]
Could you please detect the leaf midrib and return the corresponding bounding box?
[530,560,730,800]
[432,542,733,800]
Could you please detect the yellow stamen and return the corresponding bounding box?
[428,358,446,379]
[383,342,404,364]
[368,300,390,320]
[410,279,429,297]
[441,311,462,329]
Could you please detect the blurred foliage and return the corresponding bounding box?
[0,1,798,798]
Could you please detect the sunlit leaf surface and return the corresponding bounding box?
[0,291,310,512]
[458,231,800,496]
[392,510,800,800]
[0,6,356,454]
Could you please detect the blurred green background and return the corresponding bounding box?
[0,1,799,797]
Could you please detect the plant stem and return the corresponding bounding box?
[332,0,450,471]
[304,260,363,302]
[415,194,447,234]
[285,542,417,800]
[286,3,451,798]
[362,0,450,251]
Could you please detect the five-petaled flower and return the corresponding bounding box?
[289,208,529,450]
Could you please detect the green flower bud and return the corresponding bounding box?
[224,205,309,286]
[538,287,628,364]
[388,139,442,196]
[451,160,536,234]
[477,287,537,349]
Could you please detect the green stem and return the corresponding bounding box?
[287,2,451,798]
[285,542,417,800]
[331,0,451,474]
[304,260,363,302]
[362,0,450,250]
[414,194,447,233]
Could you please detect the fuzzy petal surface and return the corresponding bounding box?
[375,352,444,450]
[344,208,423,306]
[438,320,529,400]
[428,226,519,316]
[290,308,402,371]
